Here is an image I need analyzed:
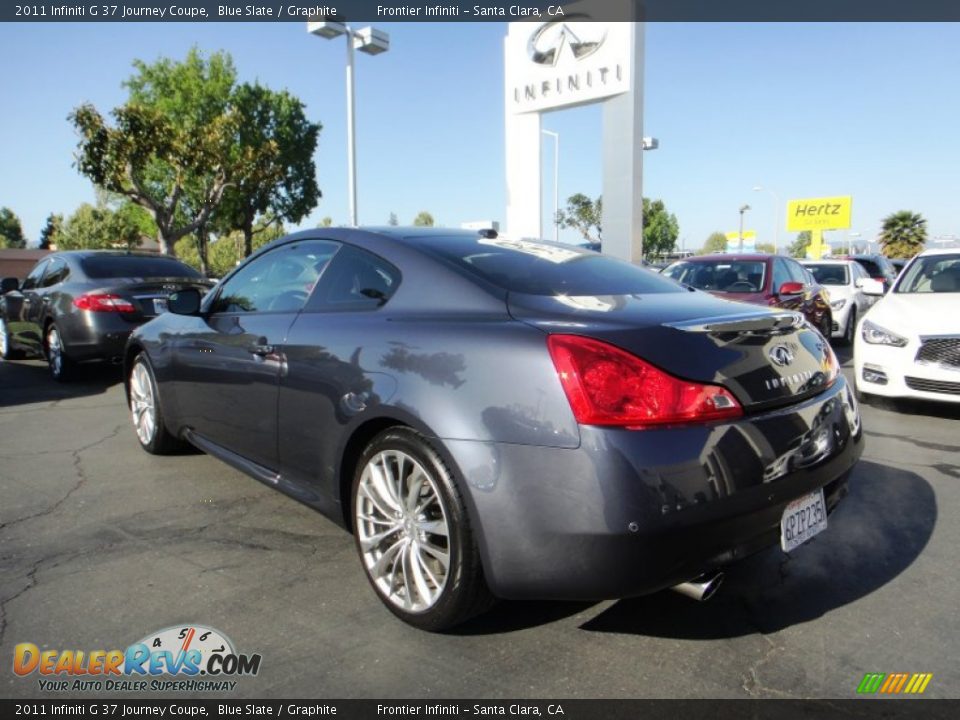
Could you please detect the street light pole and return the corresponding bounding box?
[541,129,559,242]
[345,31,357,227]
[308,21,390,228]
[753,186,782,254]
[739,204,751,247]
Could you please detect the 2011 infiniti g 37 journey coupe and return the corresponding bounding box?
[125,228,863,631]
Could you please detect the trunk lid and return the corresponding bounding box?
[508,290,836,411]
[94,277,215,319]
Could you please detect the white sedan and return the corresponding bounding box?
[801,259,882,345]
[854,248,960,404]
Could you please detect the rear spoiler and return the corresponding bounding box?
[664,311,805,335]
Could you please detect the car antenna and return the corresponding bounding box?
[477,228,498,239]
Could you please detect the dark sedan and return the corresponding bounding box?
[0,251,212,380]
[662,253,833,338]
[125,229,862,631]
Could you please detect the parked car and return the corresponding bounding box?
[855,248,960,404]
[845,254,899,293]
[0,251,213,380]
[662,254,833,338]
[889,258,908,275]
[125,228,862,631]
[800,259,884,345]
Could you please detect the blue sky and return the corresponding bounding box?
[1,21,958,251]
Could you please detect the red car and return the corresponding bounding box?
[663,254,833,337]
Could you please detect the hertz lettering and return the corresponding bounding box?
[793,202,842,217]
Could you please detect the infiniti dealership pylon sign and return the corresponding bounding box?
[508,20,631,114]
[504,7,645,262]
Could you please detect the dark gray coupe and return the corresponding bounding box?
[124,228,863,631]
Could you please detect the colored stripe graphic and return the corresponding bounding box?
[857,672,932,695]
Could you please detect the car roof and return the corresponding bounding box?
[51,250,184,260]
[800,258,856,265]
[679,254,773,262]
[917,247,960,257]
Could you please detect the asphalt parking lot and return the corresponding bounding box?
[1,350,958,699]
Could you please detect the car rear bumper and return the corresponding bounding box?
[61,312,139,363]
[444,377,863,600]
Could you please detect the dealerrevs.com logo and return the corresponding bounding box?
[13,624,262,693]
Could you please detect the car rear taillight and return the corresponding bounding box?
[73,293,136,313]
[547,334,743,428]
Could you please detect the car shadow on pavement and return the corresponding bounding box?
[0,360,123,408]
[579,460,936,638]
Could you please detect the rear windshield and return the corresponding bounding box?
[414,236,683,296]
[80,255,202,280]
[663,259,766,293]
[804,263,849,286]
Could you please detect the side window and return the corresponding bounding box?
[21,260,51,291]
[772,259,791,292]
[210,240,340,314]
[306,245,400,312]
[40,258,69,287]
[785,259,808,284]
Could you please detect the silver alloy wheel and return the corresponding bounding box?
[47,326,62,376]
[356,450,451,613]
[129,361,157,446]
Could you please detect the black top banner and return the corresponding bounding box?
[4,0,960,23]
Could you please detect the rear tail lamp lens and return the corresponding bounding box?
[547,334,743,428]
[73,293,136,313]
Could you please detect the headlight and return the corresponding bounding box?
[830,298,847,310]
[861,319,908,347]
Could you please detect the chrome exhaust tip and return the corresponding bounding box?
[671,571,724,602]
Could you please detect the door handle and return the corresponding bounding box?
[248,343,275,357]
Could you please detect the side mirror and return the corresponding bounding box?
[859,278,885,297]
[778,281,804,296]
[168,288,202,315]
[1,277,19,295]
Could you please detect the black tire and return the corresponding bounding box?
[819,313,832,341]
[840,308,856,347]
[352,427,494,631]
[45,322,74,382]
[128,353,186,454]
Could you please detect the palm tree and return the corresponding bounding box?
[879,211,927,259]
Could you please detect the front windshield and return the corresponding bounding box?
[805,263,849,286]
[663,260,766,293]
[895,254,960,294]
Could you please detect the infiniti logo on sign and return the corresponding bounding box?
[528,21,607,67]
[769,345,795,367]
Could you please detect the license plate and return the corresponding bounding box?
[153,298,168,314]
[780,488,827,552]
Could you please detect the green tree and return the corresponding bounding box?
[557,194,601,243]
[215,82,320,258]
[879,210,927,258]
[702,231,727,254]
[413,211,435,227]
[317,216,333,228]
[70,49,269,260]
[0,207,27,248]
[59,203,144,250]
[789,231,812,258]
[642,198,680,257]
[756,242,776,254]
[38,213,63,250]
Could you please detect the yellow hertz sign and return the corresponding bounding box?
[787,196,852,232]
[857,672,933,695]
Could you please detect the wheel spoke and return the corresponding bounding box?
[367,459,403,514]
[359,523,402,552]
[419,541,450,570]
[407,541,433,606]
[417,519,448,537]
[358,477,399,521]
